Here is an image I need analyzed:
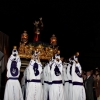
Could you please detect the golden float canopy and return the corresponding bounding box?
[18,33,60,60]
[18,18,60,60]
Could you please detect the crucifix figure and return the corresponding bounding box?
[33,21,40,42]
[33,17,43,42]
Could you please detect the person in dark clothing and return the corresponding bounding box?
[93,74,97,100]
[85,70,94,100]
[94,74,100,100]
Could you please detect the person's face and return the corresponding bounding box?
[91,70,93,74]
[97,75,100,80]
[56,58,59,62]
[95,71,99,75]
[93,74,97,80]
[86,71,91,76]
[76,52,79,56]
[83,75,86,79]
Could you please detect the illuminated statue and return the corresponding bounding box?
[18,31,29,56]
[33,17,43,42]
[21,31,28,45]
[50,34,57,48]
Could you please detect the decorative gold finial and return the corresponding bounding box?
[13,46,17,49]
[75,52,79,56]
[36,48,39,52]
[52,34,55,37]
[57,50,60,54]
[22,30,28,36]
[24,30,27,33]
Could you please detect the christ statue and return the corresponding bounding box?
[33,17,43,42]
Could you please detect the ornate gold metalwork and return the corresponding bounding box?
[18,42,60,60]
[75,52,79,56]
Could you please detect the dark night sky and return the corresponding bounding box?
[0,1,100,66]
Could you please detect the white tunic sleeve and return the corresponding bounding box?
[62,67,65,84]
[50,63,55,75]
[16,56,21,70]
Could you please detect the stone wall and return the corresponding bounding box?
[0,31,9,73]
[0,31,9,100]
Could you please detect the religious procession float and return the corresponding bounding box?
[17,17,62,72]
